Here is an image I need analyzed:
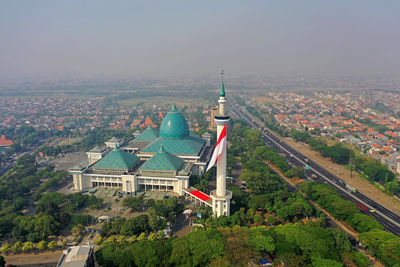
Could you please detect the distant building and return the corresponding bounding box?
[210,106,218,129]
[0,134,13,147]
[86,145,107,165]
[105,136,124,148]
[57,245,94,267]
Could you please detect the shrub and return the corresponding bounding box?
[1,243,11,254]
[36,240,47,250]
[12,241,23,252]
[22,241,35,251]
[47,241,58,249]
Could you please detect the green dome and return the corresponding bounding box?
[160,103,190,140]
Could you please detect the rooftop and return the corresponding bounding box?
[139,145,184,172]
[93,146,139,170]
[88,145,105,153]
[159,103,190,140]
[57,245,93,267]
[134,125,159,142]
[141,134,205,155]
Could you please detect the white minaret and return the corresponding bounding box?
[211,70,232,217]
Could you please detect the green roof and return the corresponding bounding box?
[93,147,139,170]
[141,135,205,155]
[170,102,178,112]
[108,136,119,142]
[219,81,225,97]
[134,125,159,142]
[159,103,190,139]
[139,145,184,171]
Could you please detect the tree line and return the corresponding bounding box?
[0,155,102,243]
[95,224,370,267]
[291,129,400,196]
[299,181,400,266]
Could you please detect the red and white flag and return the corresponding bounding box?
[206,123,227,172]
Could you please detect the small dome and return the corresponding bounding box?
[160,103,190,140]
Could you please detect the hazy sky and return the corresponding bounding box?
[1,1,400,80]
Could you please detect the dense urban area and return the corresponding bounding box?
[0,76,398,266]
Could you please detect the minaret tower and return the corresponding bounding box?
[211,70,232,217]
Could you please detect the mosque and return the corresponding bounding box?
[70,82,231,217]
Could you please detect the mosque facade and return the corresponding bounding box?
[70,102,213,196]
[70,83,231,217]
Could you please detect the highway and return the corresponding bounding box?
[228,98,400,236]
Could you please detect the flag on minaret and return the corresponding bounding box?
[206,123,227,172]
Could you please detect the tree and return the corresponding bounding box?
[218,226,254,265]
[120,215,149,236]
[331,228,351,253]
[36,192,66,214]
[267,215,276,226]
[34,214,60,239]
[122,194,145,212]
[312,257,343,267]
[285,167,305,179]
[378,237,400,266]
[342,251,369,267]
[110,217,126,234]
[254,214,264,225]
[385,181,400,196]
[358,229,396,254]
[348,213,383,233]
[72,214,93,226]
[101,222,112,237]
[169,229,225,267]
[148,207,159,231]
[249,228,275,254]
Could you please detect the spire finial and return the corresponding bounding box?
[219,69,225,97]
[159,144,166,153]
[114,143,119,150]
[170,102,178,112]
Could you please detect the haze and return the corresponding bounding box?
[1,0,400,80]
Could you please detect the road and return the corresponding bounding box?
[228,98,400,236]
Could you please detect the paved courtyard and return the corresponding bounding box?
[93,188,118,198]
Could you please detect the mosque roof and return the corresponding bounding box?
[141,134,205,155]
[93,146,139,170]
[159,103,190,140]
[141,102,206,155]
[134,125,159,142]
[139,145,184,171]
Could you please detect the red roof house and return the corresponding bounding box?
[0,135,13,146]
